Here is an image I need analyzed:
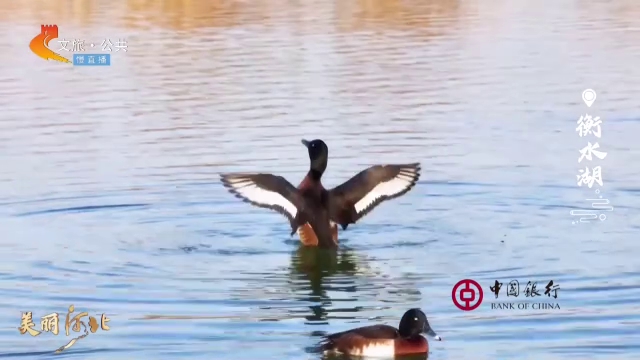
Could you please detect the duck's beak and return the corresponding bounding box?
[301,139,310,148]
[423,324,441,341]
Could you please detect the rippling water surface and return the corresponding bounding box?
[1,0,640,359]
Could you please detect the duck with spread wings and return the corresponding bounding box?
[220,139,421,247]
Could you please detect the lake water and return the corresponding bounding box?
[1,0,639,359]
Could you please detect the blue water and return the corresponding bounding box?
[1,0,639,359]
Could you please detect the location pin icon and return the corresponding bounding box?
[582,89,596,107]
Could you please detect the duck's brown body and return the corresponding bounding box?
[296,176,339,246]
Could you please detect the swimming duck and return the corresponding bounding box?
[220,139,421,247]
[320,308,441,357]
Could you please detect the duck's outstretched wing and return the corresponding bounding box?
[220,173,303,233]
[328,163,421,229]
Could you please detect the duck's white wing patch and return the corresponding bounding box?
[324,341,396,358]
[354,341,396,357]
[354,166,419,215]
[221,174,298,221]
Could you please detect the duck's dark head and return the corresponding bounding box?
[398,308,441,341]
[301,139,328,179]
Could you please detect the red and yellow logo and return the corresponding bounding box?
[29,24,70,63]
